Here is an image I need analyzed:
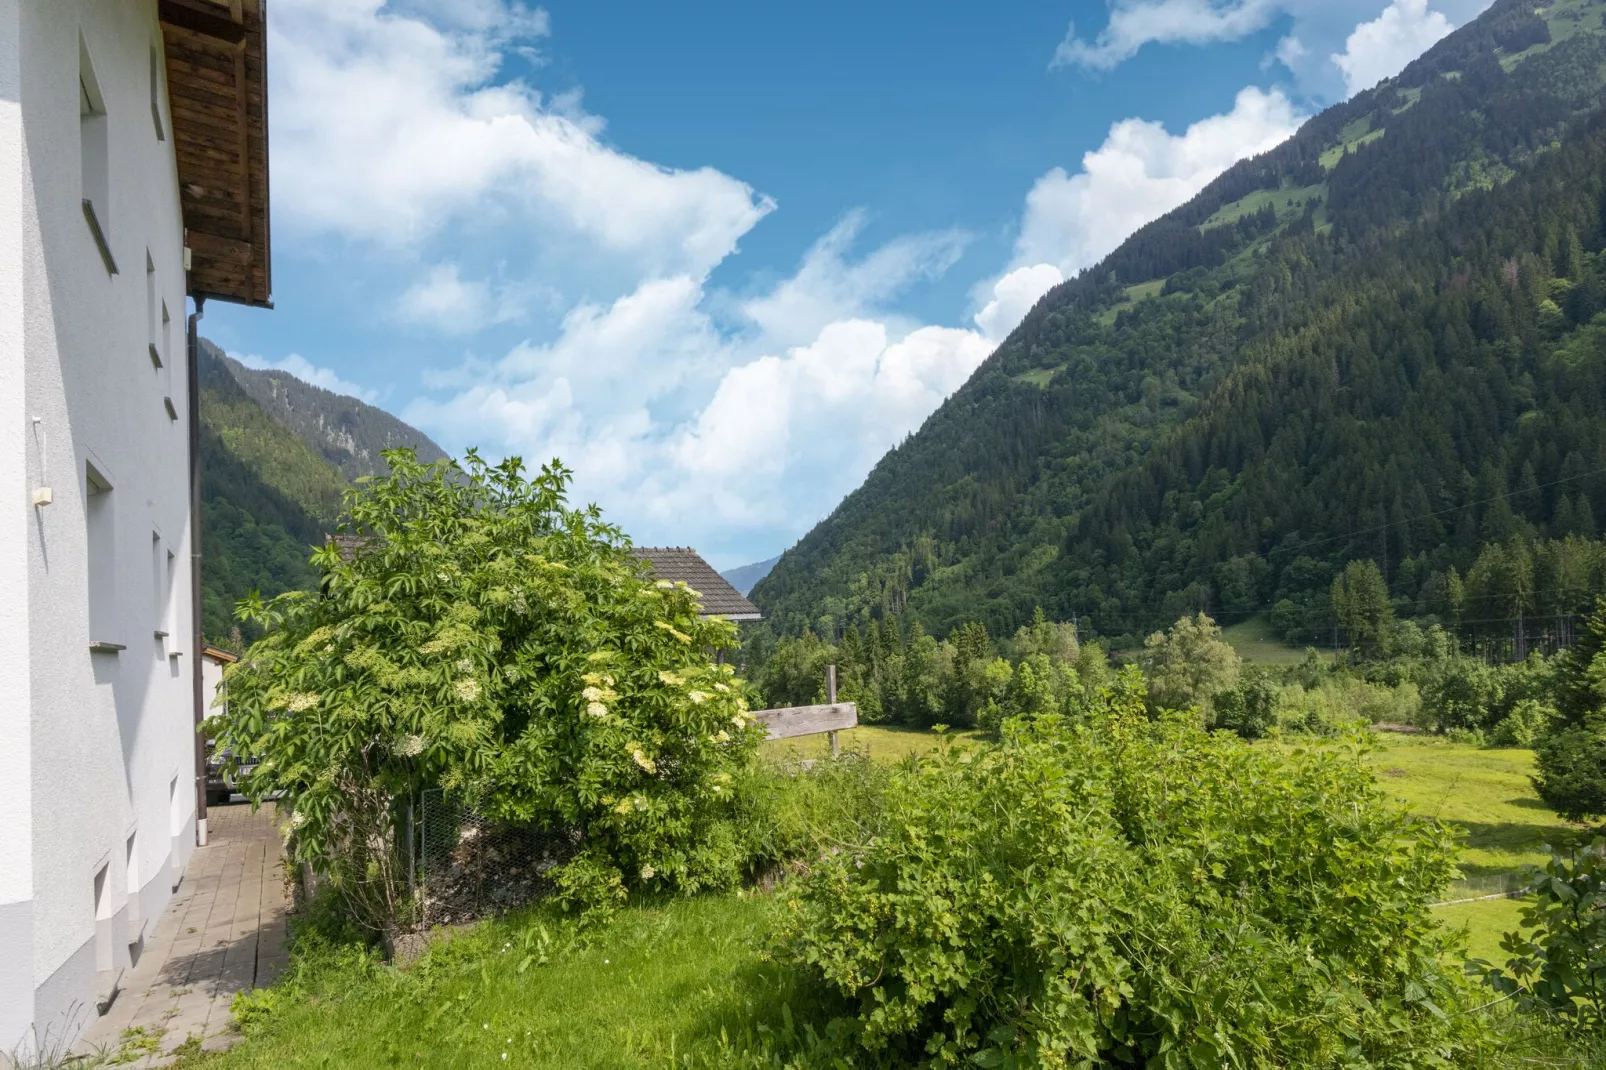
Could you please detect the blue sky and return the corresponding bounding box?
[202,0,1492,569]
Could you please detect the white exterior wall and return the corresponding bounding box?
[2,0,198,1053]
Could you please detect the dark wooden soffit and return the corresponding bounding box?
[159,0,272,309]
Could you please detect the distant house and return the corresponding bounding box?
[1,0,272,1052]
[630,548,763,622]
[200,644,239,721]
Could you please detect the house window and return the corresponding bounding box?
[86,462,117,648]
[150,44,165,142]
[146,252,162,368]
[80,35,115,275]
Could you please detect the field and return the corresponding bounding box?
[1221,613,1318,665]
[150,733,1589,1068]
[1358,736,1586,963]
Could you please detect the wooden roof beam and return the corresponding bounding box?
[159,0,246,45]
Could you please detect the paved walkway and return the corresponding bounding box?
[79,803,289,1066]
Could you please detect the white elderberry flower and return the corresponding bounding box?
[454,678,480,702]
[285,692,320,713]
[688,690,710,704]
[582,686,604,702]
[632,749,656,774]
[289,809,307,829]
[640,865,656,880]
[455,657,474,674]
[713,682,730,693]
[587,701,608,719]
[396,734,425,758]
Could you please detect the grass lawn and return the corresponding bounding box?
[1220,614,1317,666]
[761,723,982,764]
[182,896,786,1069]
[1357,735,1588,967]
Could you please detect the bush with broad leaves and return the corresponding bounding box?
[776,669,1489,1067]
[212,450,765,927]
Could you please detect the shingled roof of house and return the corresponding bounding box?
[630,547,763,621]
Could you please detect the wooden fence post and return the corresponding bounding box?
[827,665,839,759]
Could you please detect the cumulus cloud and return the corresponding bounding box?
[1056,1,1490,101]
[1053,0,1281,71]
[741,212,970,345]
[233,352,379,403]
[397,263,555,332]
[669,323,991,520]
[973,264,1066,341]
[270,0,773,275]
[404,216,994,558]
[1331,0,1455,98]
[1013,86,1303,276]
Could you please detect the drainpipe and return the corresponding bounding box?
[188,296,208,846]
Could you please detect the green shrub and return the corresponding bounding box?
[738,755,891,879]
[1534,721,1606,821]
[1212,667,1280,739]
[1275,675,1411,736]
[1473,839,1606,1037]
[1488,698,1556,748]
[777,669,1486,1066]
[1534,599,1606,819]
[213,450,765,926]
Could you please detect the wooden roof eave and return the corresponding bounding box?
[159,0,273,309]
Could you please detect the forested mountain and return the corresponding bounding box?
[204,340,448,480]
[197,341,444,643]
[752,0,1606,646]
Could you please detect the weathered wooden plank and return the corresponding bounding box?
[750,703,857,741]
[187,230,253,265]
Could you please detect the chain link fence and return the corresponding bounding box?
[415,789,575,928]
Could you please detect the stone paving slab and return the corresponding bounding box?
[77,804,288,1067]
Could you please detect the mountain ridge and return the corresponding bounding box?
[751,0,1606,644]
[196,338,449,642]
[204,339,449,481]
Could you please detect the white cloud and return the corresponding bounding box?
[973,264,1065,341]
[1331,0,1454,98]
[405,220,994,562]
[1055,1,1491,101]
[397,263,554,332]
[1013,86,1303,277]
[741,211,970,345]
[669,323,991,516]
[233,352,379,403]
[1054,0,1279,71]
[271,0,773,275]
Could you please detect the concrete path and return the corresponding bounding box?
[78,803,289,1066]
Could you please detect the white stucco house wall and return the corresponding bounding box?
[0,0,271,1054]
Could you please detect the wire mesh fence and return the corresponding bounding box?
[1432,870,1534,907]
[415,789,575,928]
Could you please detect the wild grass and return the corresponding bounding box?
[1220,614,1316,666]
[190,895,791,1069]
[760,723,982,764]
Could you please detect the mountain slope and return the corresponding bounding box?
[722,556,781,597]
[752,0,1606,643]
[196,341,449,643]
[208,341,448,480]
